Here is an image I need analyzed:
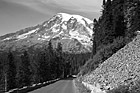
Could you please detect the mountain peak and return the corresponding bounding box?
[0,13,94,53]
[57,13,93,24]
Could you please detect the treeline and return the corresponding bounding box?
[0,41,91,92]
[93,0,140,53]
[80,0,140,75]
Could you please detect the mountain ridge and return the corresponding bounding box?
[0,13,93,53]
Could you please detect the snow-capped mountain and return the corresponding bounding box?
[0,13,93,52]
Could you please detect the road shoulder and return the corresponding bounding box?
[73,79,80,93]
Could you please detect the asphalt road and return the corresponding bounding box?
[29,78,78,93]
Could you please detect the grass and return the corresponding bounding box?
[74,78,91,93]
[79,36,126,76]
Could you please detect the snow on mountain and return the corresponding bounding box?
[57,13,93,35]
[58,13,92,24]
[3,37,12,41]
[0,13,94,52]
[17,28,39,40]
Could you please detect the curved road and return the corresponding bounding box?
[30,79,78,93]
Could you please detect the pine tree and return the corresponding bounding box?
[134,1,140,31]
[103,0,106,6]
[103,0,115,44]
[112,0,126,37]
[47,40,54,63]
[47,41,57,79]
[0,52,7,92]
[22,51,31,86]
[56,43,62,55]
[38,51,50,82]
[0,57,3,92]
[114,15,126,37]
[7,51,16,90]
[91,19,97,57]
[17,51,31,87]
[55,42,65,78]
[124,0,140,39]
[124,0,135,38]
[48,40,54,54]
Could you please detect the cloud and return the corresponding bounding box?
[0,0,102,35]
[3,0,54,14]
[0,0,52,35]
[3,0,102,17]
[52,0,102,12]
[2,0,102,21]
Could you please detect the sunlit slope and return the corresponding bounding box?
[84,34,140,91]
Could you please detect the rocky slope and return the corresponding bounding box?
[0,13,93,52]
[83,34,140,92]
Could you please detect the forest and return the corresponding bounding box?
[0,0,140,92]
[0,41,91,92]
[80,0,140,76]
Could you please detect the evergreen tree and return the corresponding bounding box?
[7,51,16,90]
[103,0,115,44]
[56,42,63,56]
[0,56,3,91]
[55,42,64,78]
[47,41,57,79]
[92,19,98,56]
[93,18,101,48]
[38,51,50,82]
[124,0,140,39]
[114,15,126,37]
[133,1,140,31]
[124,0,135,38]
[48,40,54,54]
[0,52,7,92]
[113,0,126,37]
[103,0,106,6]
[17,51,31,87]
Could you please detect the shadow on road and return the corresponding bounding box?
[10,80,59,93]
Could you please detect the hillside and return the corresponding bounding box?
[82,34,140,93]
[75,0,140,93]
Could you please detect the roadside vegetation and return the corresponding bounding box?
[79,36,126,76]
[76,0,140,93]
[75,78,91,93]
[107,79,140,93]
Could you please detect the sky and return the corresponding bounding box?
[0,0,102,36]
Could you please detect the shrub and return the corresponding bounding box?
[107,80,140,93]
[80,36,126,76]
[106,79,140,93]
[78,59,92,76]
[75,79,91,93]
[129,80,140,93]
[107,85,130,93]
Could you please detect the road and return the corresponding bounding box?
[29,78,78,93]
